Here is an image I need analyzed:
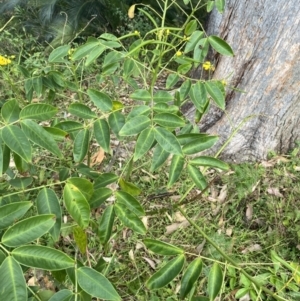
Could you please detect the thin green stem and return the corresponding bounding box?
[3,181,65,198]
[215,115,258,158]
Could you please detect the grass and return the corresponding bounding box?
[97,147,300,300]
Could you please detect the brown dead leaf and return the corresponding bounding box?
[212,204,221,216]
[239,293,251,301]
[91,148,105,166]
[174,211,187,222]
[141,169,158,179]
[267,187,283,197]
[260,160,276,168]
[261,156,290,167]
[27,277,36,286]
[143,257,156,269]
[170,195,181,202]
[251,180,260,193]
[241,244,262,254]
[135,242,144,250]
[246,204,253,221]
[142,216,149,230]
[129,249,135,261]
[226,228,233,237]
[217,185,227,203]
[165,220,190,235]
[196,239,206,253]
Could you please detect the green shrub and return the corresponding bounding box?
[0,1,298,300]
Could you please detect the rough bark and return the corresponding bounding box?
[186,0,300,162]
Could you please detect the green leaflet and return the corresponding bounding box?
[98,205,115,245]
[182,136,218,155]
[119,115,151,136]
[115,190,144,216]
[153,113,185,128]
[72,38,99,60]
[2,125,32,163]
[0,257,27,301]
[21,119,62,158]
[73,129,90,163]
[153,90,174,103]
[118,178,141,196]
[208,35,234,56]
[144,239,184,255]
[48,289,73,301]
[63,182,90,229]
[215,0,225,13]
[208,263,223,301]
[189,82,207,112]
[54,121,83,134]
[108,111,125,139]
[89,187,112,209]
[180,258,203,299]
[1,214,55,247]
[154,127,182,155]
[77,267,121,300]
[189,156,229,170]
[146,254,185,289]
[1,99,20,123]
[48,45,70,63]
[94,173,118,189]
[184,31,204,53]
[127,105,150,119]
[8,177,32,189]
[134,128,155,161]
[87,88,113,112]
[0,201,32,230]
[68,103,96,119]
[130,89,152,102]
[67,177,94,200]
[166,74,180,89]
[12,245,74,270]
[94,119,110,153]
[167,155,185,187]
[114,203,146,235]
[73,226,87,254]
[150,143,170,171]
[205,81,226,110]
[37,188,62,242]
[185,20,197,36]
[187,164,207,190]
[180,79,192,101]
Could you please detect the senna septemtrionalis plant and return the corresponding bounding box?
[0,0,289,300]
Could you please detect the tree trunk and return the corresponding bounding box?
[186,0,300,162]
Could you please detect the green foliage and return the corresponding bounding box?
[0,1,297,300]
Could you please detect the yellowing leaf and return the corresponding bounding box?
[128,5,136,19]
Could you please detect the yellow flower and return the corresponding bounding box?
[166,29,170,36]
[203,61,215,71]
[10,55,16,59]
[176,51,183,57]
[134,30,140,36]
[221,79,227,86]
[0,55,12,66]
[183,35,190,41]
